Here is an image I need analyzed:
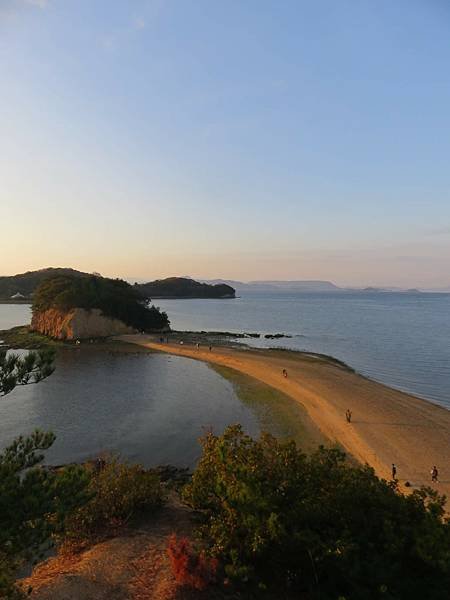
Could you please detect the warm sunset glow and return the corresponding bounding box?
[1,1,449,287]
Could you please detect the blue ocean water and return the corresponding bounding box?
[153,292,450,409]
[1,293,450,409]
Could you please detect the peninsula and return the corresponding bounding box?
[121,334,450,499]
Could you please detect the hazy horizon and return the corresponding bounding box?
[2,1,450,287]
[1,264,449,290]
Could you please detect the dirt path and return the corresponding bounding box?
[122,335,450,495]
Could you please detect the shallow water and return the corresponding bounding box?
[0,293,450,434]
[0,347,260,467]
[0,303,30,330]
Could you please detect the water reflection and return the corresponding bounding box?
[0,348,260,468]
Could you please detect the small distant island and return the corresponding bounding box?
[135,277,236,299]
[30,274,169,340]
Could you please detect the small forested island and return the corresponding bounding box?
[31,274,169,340]
[135,277,236,299]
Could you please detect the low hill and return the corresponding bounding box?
[0,268,90,299]
[135,277,235,299]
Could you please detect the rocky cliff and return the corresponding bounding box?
[31,308,137,340]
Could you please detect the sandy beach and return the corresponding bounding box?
[121,334,450,497]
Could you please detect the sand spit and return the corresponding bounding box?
[121,334,450,497]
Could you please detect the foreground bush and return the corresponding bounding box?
[167,534,218,590]
[65,457,165,541]
[0,431,90,599]
[183,425,450,599]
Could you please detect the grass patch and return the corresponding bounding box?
[0,326,62,349]
[211,364,327,452]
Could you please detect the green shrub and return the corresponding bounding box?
[0,431,91,598]
[65,457,165,541]
[183,425,450,599]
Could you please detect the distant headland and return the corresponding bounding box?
[135,277,235,299]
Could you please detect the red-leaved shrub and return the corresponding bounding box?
[167,534,218,590]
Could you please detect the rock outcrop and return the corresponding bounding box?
[31,308,137,340]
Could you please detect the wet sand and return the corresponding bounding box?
[121,334,450,496]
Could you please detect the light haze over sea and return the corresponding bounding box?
[2,291,450,409]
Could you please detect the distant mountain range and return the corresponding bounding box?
[0,268,448,299]
[202,280,450,294]
[202,279,341,292]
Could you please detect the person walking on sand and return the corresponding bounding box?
[196,342,200,350]
[392,463,397,481]
[209,345,212,352]
[282,368,288,378]
[345,409,352,423]
[431,465,439,483]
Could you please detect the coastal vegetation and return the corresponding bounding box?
[32,274,169,332]
[135,276,236,299]
[0,350,89,598]
[0,326,59,350]
[63,457,165,544]
[184,425,450,599]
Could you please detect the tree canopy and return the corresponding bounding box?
[0,267,89,299]
[33,275,169,331]
[184,425,450,599]
[0,349,55,397]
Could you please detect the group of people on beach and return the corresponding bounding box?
[391,463,438,483]
[196,342,212,351]
[345,409,440,485]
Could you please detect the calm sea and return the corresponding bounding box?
[1,292,449,458]
[153,291,450,409]
[0,345,260,467]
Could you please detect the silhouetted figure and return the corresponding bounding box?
[95,457,106,474]
[431,465,439,483]
[345,409,352,423]
[209,345,212,351]
[196,342,200,350]
[392,463,397,480]
[282,369,288,378]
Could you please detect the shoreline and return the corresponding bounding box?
[119,334,450,497]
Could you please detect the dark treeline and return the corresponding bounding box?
[135,277,235,299]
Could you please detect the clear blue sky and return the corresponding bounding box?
[1,0,450,287]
